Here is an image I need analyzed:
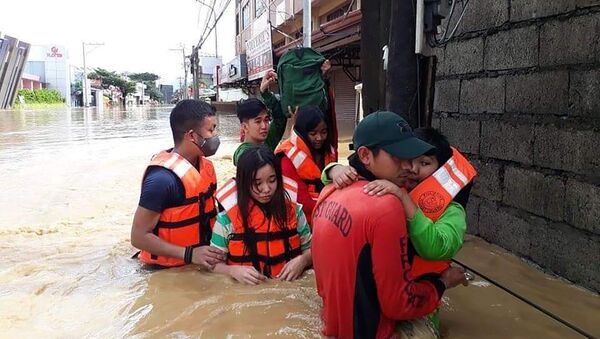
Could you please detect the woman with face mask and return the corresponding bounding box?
[275,106,337,224]
[210,145,313,285]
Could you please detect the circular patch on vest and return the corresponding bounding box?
[418,191,445,214]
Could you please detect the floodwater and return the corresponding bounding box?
[0,106,598,338]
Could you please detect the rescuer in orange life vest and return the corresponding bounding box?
[130,100,226,269]
[210,145,313,285]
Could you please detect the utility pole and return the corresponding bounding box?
[191,46,199,100]
[169,45,188,99]
[303,0,312,47]
[386,1,419,126]
[196,0,219,58]
[81,42,104,107]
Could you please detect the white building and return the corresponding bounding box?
[23,45,71,106]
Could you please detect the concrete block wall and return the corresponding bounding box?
[431,1,600,292]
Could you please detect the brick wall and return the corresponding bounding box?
[431,0,600,292]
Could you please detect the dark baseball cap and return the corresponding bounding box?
[352,111,435,159]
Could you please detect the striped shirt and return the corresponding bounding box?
[211,203,312,254]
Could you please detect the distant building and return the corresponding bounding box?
[159,84,173,104]
[23,45,71,106]
[199,55,222,87]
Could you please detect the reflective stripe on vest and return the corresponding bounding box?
[215,178,301,278]
[139,150,217,267]
[409,147,477,278]
[275,130,337,199]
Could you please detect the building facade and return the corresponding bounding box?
[23,45,71,106]
[224,0,362,138]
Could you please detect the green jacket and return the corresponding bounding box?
[233,91,287,165]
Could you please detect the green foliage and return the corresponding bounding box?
[17,89,64,104]
[129,72,159,82]
[88,68,136,96]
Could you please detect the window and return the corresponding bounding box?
[242,2,250,29]
[236,13,240,35]
[255,0,266,18]
[326,7,346,22]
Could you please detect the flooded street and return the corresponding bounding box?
[0,106,598,338]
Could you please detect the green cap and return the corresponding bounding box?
[352,111,435,159]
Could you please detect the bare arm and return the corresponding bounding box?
[131,206,225,268]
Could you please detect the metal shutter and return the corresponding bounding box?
[332,68,357,138]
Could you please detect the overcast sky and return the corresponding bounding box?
[1,0,236,87]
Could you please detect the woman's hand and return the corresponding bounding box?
[277,254,310,282]
[229,266,267,285]
[329,165,359,189]
[363,179,404,197]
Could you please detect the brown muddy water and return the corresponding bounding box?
[0,106,597,338]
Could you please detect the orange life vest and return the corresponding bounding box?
[409,147,477,278]
[275,130,337,199]
[215,177,302,278]
[139,150,217,267]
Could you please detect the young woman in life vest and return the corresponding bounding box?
[210,145,313,285]
[275,106,337,223]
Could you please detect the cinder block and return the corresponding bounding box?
[460,76,505,114]
[471,160,503,201]
[481,120,534,164]
[445,38,484,74]
[540,14,600,66]
[503,166,565,221]
[506,71,569,114]
[530,221,600,292]
[433,79,460,112]
[511,0,575,21]
[485,26,538,70]
[465,195,481,235]
[444,0,509,34]
[479,202,532,256]
[440,117,481,154]
[565,179,600,235]
[569,69,600,118]
[533,125,600,175]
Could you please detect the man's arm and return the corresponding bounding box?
[407,202,467,261]
[262,90,287,150]
[131,206,185,259]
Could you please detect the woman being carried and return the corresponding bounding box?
[210,145,312,285]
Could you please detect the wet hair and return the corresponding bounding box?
[414,127,452,166]
[293,105,331,154]
[236,145,290,235]
[236,98,268,122]
[170,99,216,144]
[414,127,472,209]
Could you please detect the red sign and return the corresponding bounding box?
[46,46,63,58]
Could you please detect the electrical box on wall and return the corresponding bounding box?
[424,0,452,32]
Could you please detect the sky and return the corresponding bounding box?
[1,0,236,87]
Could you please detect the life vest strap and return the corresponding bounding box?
[228,228,298,242]
[227,247,303,266]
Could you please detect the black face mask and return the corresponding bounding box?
[193,134,221,157]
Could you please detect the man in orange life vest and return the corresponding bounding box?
[311,111,468,339]
[131,100,226,269]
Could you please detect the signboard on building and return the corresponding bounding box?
[245,27,273,81]
[220,54,247,84]
[46,46,64,58]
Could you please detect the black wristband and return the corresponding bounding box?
[184,246,194,264]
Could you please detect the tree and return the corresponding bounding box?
[88,68,136,107]
[129,72,162,102]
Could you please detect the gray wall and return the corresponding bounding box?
[431,1,600,292]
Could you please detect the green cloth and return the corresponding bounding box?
[320,162,340,185]
[233,91,288,166]
[407,201,466,261]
